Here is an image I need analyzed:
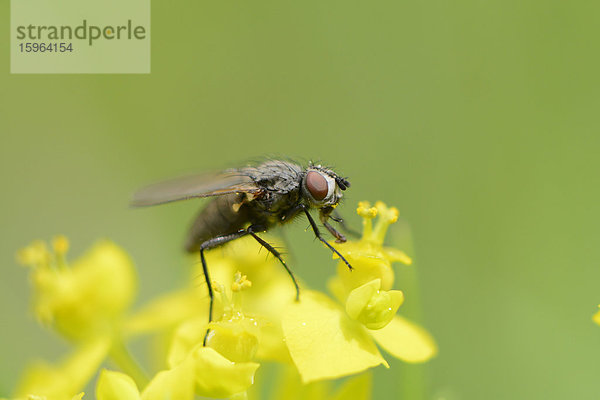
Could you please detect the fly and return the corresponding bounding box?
[132,160,353,344]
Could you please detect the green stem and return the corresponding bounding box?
[393,222,428,400]
[109,337,150,389]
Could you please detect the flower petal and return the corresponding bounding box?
[141,358,194,400]
[206,319,259,363]
[167,317,206,368]
[282,291,388,383]
[382,248,412,265]
[346,279,404,330]
[96,370,140,400]
[254,321,292,363]
[345,279,381,320]
[334,251,395,292]
[191,346,260,398]
[72,240,137,317]
[370,315,437,363]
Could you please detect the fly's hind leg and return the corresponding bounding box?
[246,224,300,301]
[199,230,250,346]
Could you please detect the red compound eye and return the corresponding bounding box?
[306,171,328,201]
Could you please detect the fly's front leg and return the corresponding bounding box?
[331,210,361,239]
[321,206,363,242]
[320,209,347,243]
[301,205,353,271]
[199,230,249,346]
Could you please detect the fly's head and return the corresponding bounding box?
[301,163,350,210]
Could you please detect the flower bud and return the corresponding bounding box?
[19,239,136,341]
[345,279,404,330]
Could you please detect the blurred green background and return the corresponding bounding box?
[2,1,600,398]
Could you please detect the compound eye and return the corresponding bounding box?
[306,171,328,201]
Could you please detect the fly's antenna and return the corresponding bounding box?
[335,176,350,190]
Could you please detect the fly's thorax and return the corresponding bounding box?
[241,160,304,215]
[251,185,302,215]
[243,161,304,191]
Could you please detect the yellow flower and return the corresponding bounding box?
[18,237,137,342]
[282,291,389,382]
[123,237,270,337]
[15,200,436,398]
[206,238,298,363]
[96,272,263,400]
[96,347,256,400]
[282,201,437,383]
[164,272,261,398]
[333,201,412,295]
[125,236,295,349]
[16,238,144,397]
[205,273,260,363]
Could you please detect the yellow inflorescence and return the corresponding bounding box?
[14,201,437,399]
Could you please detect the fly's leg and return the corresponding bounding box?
[319,206,347,242]
[321,206,359,242]
[199,230,250,346]
[331,210,361,239]
[200,224,301,346]
[322,219,347,243]
[246,225,300,301]
[302,205,354,271]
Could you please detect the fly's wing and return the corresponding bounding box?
[131,170,259,207]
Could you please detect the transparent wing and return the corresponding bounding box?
[131,171,259,207]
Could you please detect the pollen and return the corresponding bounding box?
[357,201,378,218]
[52,235,70,255]
[375,201,399,223]
[232,272,252,292]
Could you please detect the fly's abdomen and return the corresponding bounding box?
[185,194,250,253]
